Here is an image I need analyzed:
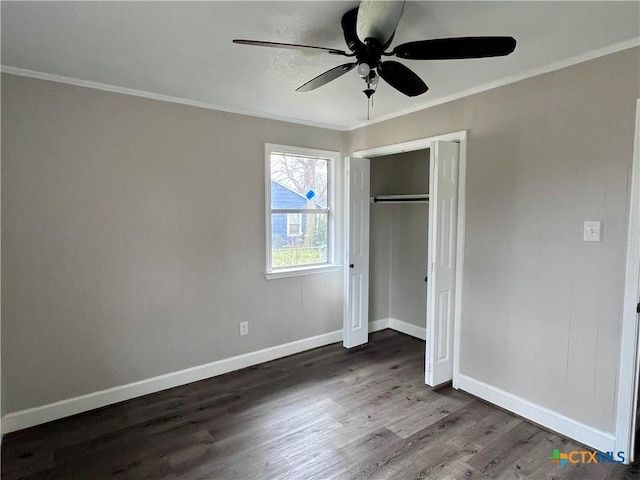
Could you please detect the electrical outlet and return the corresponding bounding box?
[240,321,249,336]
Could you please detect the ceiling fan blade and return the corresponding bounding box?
[356,0,404,46]
[393,36,517,60]
[233,39,348,56]
[296,63,358,92]
[378,61,428,97]
[341,8,365,52]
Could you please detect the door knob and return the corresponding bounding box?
[349,264,354,268]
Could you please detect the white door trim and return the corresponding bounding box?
[353,131,468,159]
[615,98,640,461]
[352,130,468,386]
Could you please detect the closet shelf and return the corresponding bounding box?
[370,194,429,204]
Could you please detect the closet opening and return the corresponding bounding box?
[369,150,430,344]
[344,131,467,388]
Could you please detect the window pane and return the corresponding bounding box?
[270,153,328,208]
[271,213,328,268]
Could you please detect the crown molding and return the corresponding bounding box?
[348,37,640,131]
[0,65,348,132]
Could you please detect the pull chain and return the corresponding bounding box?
[363,75,376,121]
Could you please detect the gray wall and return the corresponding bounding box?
[369,151,430,328]
[1,74,346,413]
[351,47,640,434]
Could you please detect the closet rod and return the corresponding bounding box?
[371,194,429,204]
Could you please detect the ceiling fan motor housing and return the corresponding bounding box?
[355,41,384,74]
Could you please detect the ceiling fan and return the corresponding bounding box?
[233,0,516,99]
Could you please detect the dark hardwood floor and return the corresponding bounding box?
[2,330,637,479]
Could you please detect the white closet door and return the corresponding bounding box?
[426,141,459,386]
[343,157,370,348]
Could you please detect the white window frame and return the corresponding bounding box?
[265,143,340,279]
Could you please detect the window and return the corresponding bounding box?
[265,144,339,278]
[286,213,302,237]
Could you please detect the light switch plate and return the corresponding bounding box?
[584,221,601,242]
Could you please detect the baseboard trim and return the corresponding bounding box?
[1,329,343,435]
[369,318,390,332]
[455,373,616,453]
[369,318,426,340]
[389,318,427,340]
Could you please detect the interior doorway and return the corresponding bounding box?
[343,131,468,388]
[615,98,640,462]
[369,149,430,342]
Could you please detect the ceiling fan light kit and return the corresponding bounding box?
[233,0,516,118]
[357,62,371,78]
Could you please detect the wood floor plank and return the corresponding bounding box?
[387,389,475,439]
[444,407,521,453]
[465,420,545,476]
[2,330,637,480]
[339,400,496,480]
[493,433,564,480]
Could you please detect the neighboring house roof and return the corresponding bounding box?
[271,179,325,209]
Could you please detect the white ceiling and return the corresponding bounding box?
[2,1,639,130]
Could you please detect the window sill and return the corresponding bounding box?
[265,264,342,280]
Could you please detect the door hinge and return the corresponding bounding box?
[637,302,640,314]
